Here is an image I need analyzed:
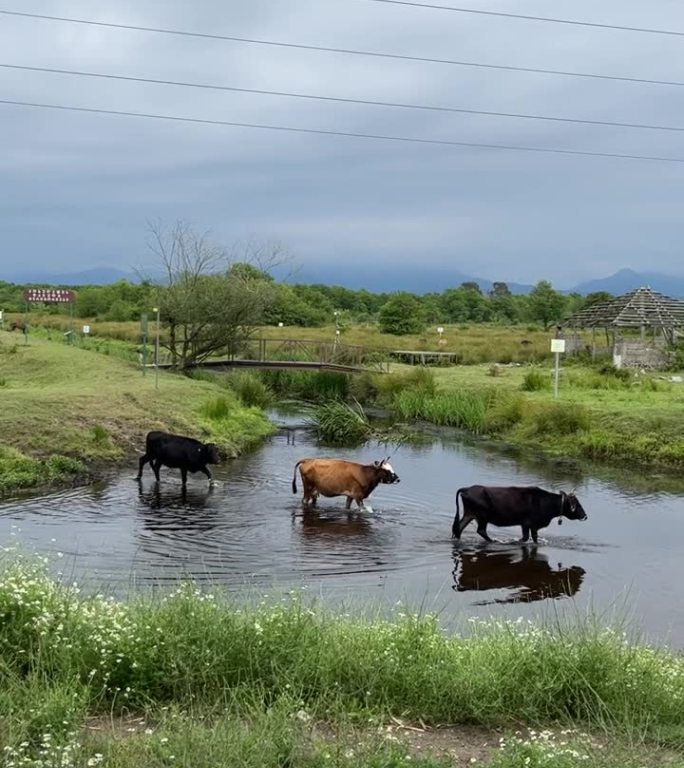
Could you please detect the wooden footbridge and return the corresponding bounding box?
[153,337,390,374]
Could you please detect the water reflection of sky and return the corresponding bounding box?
[1,422,684,647]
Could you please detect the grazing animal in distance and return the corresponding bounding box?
[292,457,399,511]
[136,430,221,485]
[452,485,587,543]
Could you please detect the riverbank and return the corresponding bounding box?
[0,332,275,496]
[0,559,680,767]
[427,363,684,472]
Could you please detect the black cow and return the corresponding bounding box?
[452,485,587,543]
[136,431,220,485]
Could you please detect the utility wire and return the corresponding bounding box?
[4,62,684,134]
[1,98,683,164]
[1,10,683,89]
[362,0,684,38]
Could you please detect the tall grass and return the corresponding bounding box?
[1,561,684,750]
[392,390,490,433]
[222,371,273,408]
[310,400,372,445]
[525,402,591,436]
[260,370,349,402]
[521,368,549,392]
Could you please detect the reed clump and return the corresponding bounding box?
[310,400,372,445]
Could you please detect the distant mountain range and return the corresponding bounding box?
[3,265,684,298]
[570,268,684,297]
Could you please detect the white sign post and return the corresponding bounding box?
[550,338,566,398]
[82,325,90,336]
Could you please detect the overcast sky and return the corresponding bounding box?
[1,0,684,287]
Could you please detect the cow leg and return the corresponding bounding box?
[136,453,150,480]
[476,519,493,542]
[151,459,161,483]
[180,467,188,486]
[200,465,213,483]
[456,512,476,538]
[345,496,353,510]
[520,525,530,543]
[530,528,539,544]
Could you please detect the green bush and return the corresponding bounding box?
[521,368,549,392]
[392,390,489,433]
[374,367,437,405]
[224,372,273,408]
[526,402,591,436]
[201,395,233,421]
[310,400,372,445]
[260,371,349,402]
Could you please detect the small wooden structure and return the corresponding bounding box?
[151,337,389,374]
[389,349,461,366]
[565,286,684,369]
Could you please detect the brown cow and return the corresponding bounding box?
[292,457,399,511]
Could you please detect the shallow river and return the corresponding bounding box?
[2,413,684,646]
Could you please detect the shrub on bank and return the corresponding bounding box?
[521,368,549,392]
[0,447,85,495]
[223,371,273,408]
[524,402,591,437]
[260,370,349,402]
[310,400,372,445]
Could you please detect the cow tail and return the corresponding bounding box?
[292,461,304,494]
[452,489,463,539]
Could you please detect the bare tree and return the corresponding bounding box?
[146,220,278,368]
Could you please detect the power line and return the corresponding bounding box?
[362,0,684,38]
[1,10,684,89]
[6,62,684,134]
[1,97,683,164]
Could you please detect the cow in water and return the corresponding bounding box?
[452,485,587,543]
[292,457,399,511]
[136,430,221,485]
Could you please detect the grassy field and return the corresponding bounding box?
[9,313,560,364]
[425,363,684,471]
[0,331,275,496]
[8,316,684,473]
[0,559,681,767]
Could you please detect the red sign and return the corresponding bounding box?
[23,288,75,304]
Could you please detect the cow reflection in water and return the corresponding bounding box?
[136,482,219,534]
[452,546,585,604]
[298,511,372,539]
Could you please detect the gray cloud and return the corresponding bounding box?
[1,0,684,287]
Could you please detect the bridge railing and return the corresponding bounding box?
[227,337,388,371]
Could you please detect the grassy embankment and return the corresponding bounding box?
[10,316,684,472]
[0,331,275,496]
[403,363,684,471]
[0,558,682,767]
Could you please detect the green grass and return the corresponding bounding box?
[0,560,682,767]
[419,363,684,472]
[15,314,559,364]
[0,331,275,496]
[310,400,373,445]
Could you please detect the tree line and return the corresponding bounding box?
[0,276,611,333]
[1,223,614,367]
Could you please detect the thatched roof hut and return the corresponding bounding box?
[566,286,684,345]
